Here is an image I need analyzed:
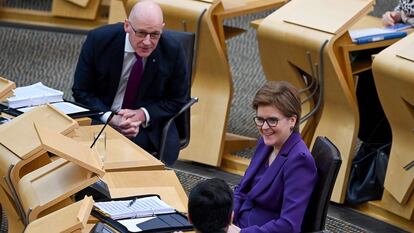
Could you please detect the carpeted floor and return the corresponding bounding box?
[0,0,404,232]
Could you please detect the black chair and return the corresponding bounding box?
[158,30,198,166]
[301,136,342,233]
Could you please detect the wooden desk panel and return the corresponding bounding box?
[0,77,15,101]
[51,0,101,20]
[0,105,78,159]
[72,125,164,171]
[103,170,188,213]
[372,32,414,219]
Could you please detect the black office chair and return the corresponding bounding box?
[158,30,198,166]
[301,136,342,233]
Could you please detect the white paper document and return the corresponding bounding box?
[18,102,89,115]
[118,217,156,232]
[348,27,395,41]
[94,196,175,220]
[7,82,63,108]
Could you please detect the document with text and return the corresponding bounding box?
[94,196,175,220]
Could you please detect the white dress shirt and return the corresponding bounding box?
[100,33,150,124]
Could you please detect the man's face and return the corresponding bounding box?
[125,19,164,58]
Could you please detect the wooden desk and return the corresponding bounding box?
[211,0,287,52]
[0,0,109,30]
[362,32,414,231]
[0,77,15,102]
[24,196,93,233]
[334,16,411,93]
[88,170,194,232]
[72,125,165,171]
[102,170,188,213]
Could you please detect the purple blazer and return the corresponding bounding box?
[233,132,317,233]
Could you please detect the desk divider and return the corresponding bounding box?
[0,105,78,160]
[0,105,103,225]
[66,0,91,8]
[282,0,373,34]
[396,42,414,62]
[372,32,414,221]
[34,123,105,177]
[52,0,101,20]
[24,196,94,233]
[0,77,15,102]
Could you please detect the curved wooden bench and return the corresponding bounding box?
[372,32,414,222]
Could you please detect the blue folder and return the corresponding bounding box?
[354,31,407,44]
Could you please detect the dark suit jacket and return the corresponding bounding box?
[233,132,317,233]
[72,23,188,164]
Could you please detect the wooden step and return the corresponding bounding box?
[220,153,250,176]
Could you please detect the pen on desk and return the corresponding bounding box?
[128,198,137,207]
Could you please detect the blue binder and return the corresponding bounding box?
[354,31,407,44]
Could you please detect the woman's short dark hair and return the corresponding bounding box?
[252,81,301,132]
[188,178,233,233]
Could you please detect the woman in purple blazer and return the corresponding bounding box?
[232,81,317,233]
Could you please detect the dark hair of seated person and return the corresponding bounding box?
[188,178,233,233]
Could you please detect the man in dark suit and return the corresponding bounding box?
[72,0,188,165]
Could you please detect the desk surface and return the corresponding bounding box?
[102,170,188,213]
[72,125,165,172]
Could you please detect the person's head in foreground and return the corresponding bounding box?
[188,178,233,233]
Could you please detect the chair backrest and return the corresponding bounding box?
[301,136,342,232]
[158,30,197,165]
[165,30,196,149]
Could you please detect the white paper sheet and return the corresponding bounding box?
[118,217,156,232]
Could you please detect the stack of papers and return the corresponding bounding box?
[348,27,407,44]
[7,82,63,108]
[94,196,175,220]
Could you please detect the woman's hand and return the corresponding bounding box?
[382,11,402,26]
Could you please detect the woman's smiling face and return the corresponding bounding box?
[256,105,296,149]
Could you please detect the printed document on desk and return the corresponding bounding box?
[348,27,407,44]
[94,196,175,220]
[6,82,63,108]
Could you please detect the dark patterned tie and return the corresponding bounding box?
[122,54,143,109]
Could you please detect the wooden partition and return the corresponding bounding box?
[103,170,189,213]
[0,105,78,190]
[369,32,414,229]
[256,0,374,203]
[24,196,94,233]
[52,0,101,20]
[0,77,15,101]
[0,105,104,226]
